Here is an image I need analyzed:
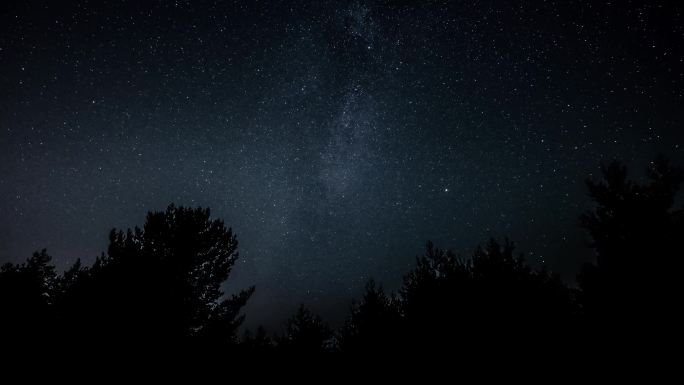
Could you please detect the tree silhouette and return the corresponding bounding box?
[396,239,575,351]
[578,156,683,338]
[1,156,681,354]
[338,279,401,353]
[469,239,576,334]
[398,241,470,349]
[277,305,333,353]
[52,204,253,349]
[242,325,274,353]
[0,249,57,346]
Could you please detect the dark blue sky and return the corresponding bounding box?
[2,0,683,329]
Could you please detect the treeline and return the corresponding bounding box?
[1,157,682,354]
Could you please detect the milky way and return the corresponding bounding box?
[2,0,683,328]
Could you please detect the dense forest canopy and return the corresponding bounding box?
[2,158,681,353]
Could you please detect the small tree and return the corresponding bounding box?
[339,279,401,353]
[278,305,333,353]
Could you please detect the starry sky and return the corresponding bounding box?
[2,0,683,329]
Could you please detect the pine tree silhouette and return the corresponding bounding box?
[53,204,251,350]
[339,279,401,353]
[242,325,274,353]
[277,305,333,353]
[578,156,683,340]
[0,250,57,346]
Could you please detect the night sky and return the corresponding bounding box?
[2,0,683,329]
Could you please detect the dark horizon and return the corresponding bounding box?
[2,0,683,334]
